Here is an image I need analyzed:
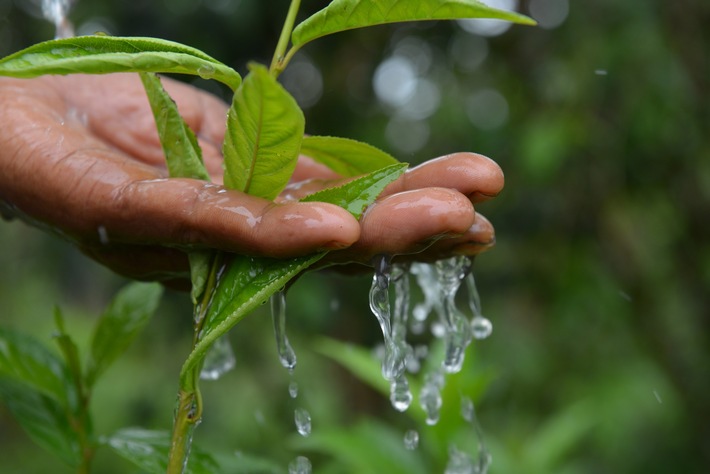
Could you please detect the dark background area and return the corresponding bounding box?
[1,0,708,472]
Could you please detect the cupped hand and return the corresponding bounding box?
[0,74,503,283]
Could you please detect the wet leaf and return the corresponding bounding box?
[139,72,210,181]
[105,428,219,474]
[301,163,407,219]
[301,136,400,177]
[139,72,213,303]
[85,282,163,388]
[292,0,536,48]
[0,378,81,466]
[180,164,407,390]
[0,36,241,90]
[0,327,69,402]
[223,63,305,200]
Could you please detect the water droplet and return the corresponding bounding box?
[466,271,493,340]
[460,396,492,473]
[461,397,474,423]
[197,64,216,79]
[445,445,475,474]
[200,336,236,380]
[294,408,311,437]
[471,316,493,339]
[403,429,419,450]
[420,370,444,425]
[289,381,299,399]
[271,290,297,372]
[288,456,312,474]
[369,257,415,411]
[435,257,473,373]
[390,375,413,412]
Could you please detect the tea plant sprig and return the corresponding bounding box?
[0,0,533,471]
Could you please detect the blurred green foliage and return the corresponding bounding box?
[1,0,708,472]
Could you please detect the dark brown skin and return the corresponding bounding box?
[0,74,503,284]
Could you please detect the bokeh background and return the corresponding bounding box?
[1,0,708,472]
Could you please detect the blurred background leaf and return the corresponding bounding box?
[1,0,708,472]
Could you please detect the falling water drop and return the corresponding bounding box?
[445,446,475,474]
[294,408,311,437]
[460,396,492,474]
[471,317,493,340]
[288,456,312,474]
[410,262,442,332]
[419,369,444,425]
[369,256,412,412]
[271,290,297,372]
[288,381,299,399]
[435,257,473,373]
[391,375,413,411]
[41,0,75,39]
[466,271,493,340]
[200,336,236,380]
[403,429,419,450]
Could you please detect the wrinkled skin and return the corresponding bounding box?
[0,74,503,286]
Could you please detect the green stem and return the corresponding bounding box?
[167,252,223,472]
[167,390,199,474]
[269,0,302,77]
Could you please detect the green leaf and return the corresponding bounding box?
[139,72,211,181]
[181,253,324,391]
[292,0,537,48]
[52,308,84,406]
[223,63,304,200]
[85,282,163,388]
[105,428,220,474]
[301,163,407,219]
[0,378,81,466]
[301,136,400,177]
[0,326,69,402]
[0,36,241,90]
[180,163,407,390]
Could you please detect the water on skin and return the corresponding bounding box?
[271,290,297,372]
[199,335,236,381]
[41,0,75,38]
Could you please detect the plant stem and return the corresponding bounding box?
[167,252,222,472]
[167,390,199,474]
[269,0,302,77]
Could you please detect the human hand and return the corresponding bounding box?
[0,74,502,284]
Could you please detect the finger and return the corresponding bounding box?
[395,212,496,262]
[111,178,361,257]
[385,152,504,203]
[326,187,475,264]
